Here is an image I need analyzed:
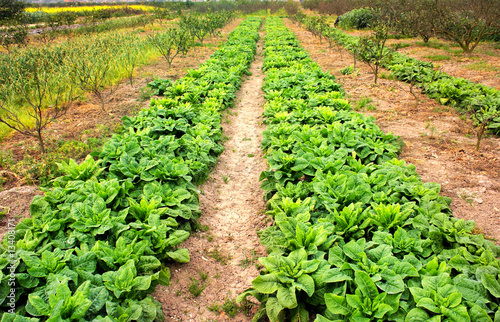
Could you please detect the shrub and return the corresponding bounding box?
[339,7,377,30]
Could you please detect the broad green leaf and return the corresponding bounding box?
[416,298,440,314]
[405,308,430,322]
[441,305,470,322]
[468,304,493,322]
[355,270,378,299]
[266,297,285,322]
[277,285,297,309]
[296,274,315,297]
[481,273,500,298]
[167,248,190,263]
[324,293,350,316]
[253,274,280,294]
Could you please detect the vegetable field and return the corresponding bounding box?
[0,5,499,322]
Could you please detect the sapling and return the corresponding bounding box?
[68,42,119,113]
[357,25,393,84]
[469,98,500,151]
[148,28,190,69]
[0,51,74,153]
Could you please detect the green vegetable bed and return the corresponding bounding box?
[238,17,500,322]
[0,17,262,321]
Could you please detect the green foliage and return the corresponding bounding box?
[340,65,355,75]
[0,16,263,321]
[338,7,377,30]
[241,16,500,322]
[357,25,393,84]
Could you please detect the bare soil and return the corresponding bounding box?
[285,19,500,243]
[152,31,268,322]
[0,18,243,242]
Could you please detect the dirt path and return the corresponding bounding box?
[153,31,268,322]
[284,19,500,243]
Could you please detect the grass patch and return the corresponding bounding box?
[424,54,451,61]
[465,61,499,72]
[354,97,376,111]
[416,39,450,51]
[390,42,411,50]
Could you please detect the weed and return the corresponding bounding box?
[247,153,255,157]
[379,71,395,80]
[222,174,229,184]
[207,302,221,313]
[242,137,251,141]
[0,207,9,220]
[193,220,210,232]
[222,298,240,318]
[390,42,411,50]
[222,135,230,143]
[417,39,450,51]
[466,61,498,72]
[239,299,255,316]
[139,86,154,101]
[175,290,182,296]
[340,65,355,75]
[355,97,373,111]
[188,277,207,297]
[206,234,215,242]
[457,188,476,205]
[239,250,259,269]
[199,269,209,281]
[207,245,232,265]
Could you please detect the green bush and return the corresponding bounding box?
[339,7,377,30]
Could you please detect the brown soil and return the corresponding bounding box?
[285,19,500,243]
[0,18,243,242]
[152,30,268,322]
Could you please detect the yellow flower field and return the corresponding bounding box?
[25,5,154,14]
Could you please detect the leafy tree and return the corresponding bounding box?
[0,0,25,22]
[430,0,500,54]
[0,49,74,153]
[148,28,191,69]
[357,25,393,84]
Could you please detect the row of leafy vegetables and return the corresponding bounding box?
[292,13,500,135]
[0,17,262,322]
[237,17,500,322]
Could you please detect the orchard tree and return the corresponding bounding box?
[430,0,500,54]
[0,0,25,22]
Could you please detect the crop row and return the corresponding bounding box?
[294,13,500,135]
[238,17,500,322]
[0,17,262,321]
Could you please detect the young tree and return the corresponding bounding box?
[148,28,190,69]
[357,25,393,84]
[0,50,74,153]
[469,98,500,151]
